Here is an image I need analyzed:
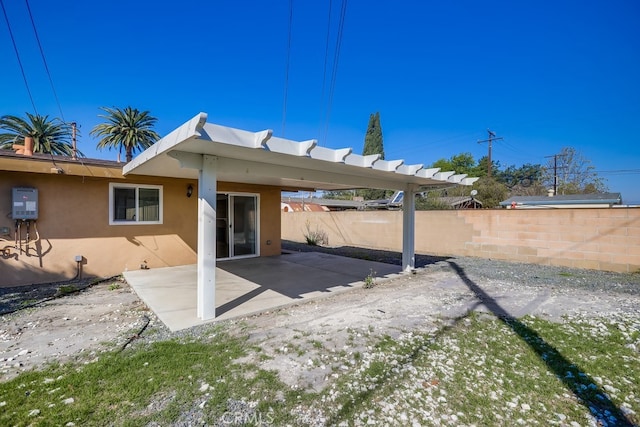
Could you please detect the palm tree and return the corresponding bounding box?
[0,113,78,156]
[90,106,160,163]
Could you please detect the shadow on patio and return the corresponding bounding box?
[125,252,403,331]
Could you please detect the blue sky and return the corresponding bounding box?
[2,1,639,202]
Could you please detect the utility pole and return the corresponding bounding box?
[71,122,77,160]
[544,153,567,196]
[477,129,503,177]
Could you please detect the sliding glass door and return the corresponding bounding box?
[216,193,258,259]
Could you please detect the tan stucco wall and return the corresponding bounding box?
[281,209,640,273]
[1,171,199,286]
[1,172,282,287]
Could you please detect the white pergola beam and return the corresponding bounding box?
[124,113,207,173]
[344,153,380,167]
[201,123,272,149]
[255,129,273,146]
[265,136,317,156]
[416,167,440,179]
[310,146,352,162]
[448,173,468,183]
[397,163,424,175]
[434,171,455,181]
[461,177,479,186]
[214,157,406,190]
[372,159,404,172]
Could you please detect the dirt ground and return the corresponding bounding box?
[0,279,151,381]
[232,264,640,391]
[2,257,638,387]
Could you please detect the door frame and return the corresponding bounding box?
[216,192,260,260]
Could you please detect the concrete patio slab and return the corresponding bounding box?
[123,252,402,331]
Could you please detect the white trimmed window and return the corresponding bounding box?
[109,183,163,225]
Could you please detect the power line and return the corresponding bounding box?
[281,0,294,137]
[322,0,348,146]
[499,139,542,164]
[25,0,65,122]
[1,0,38,114]
[389,131,481,160]
[593,169,640,175]
[317,0,333,145]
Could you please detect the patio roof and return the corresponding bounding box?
[122,113,477,321]
[123,113,477,191]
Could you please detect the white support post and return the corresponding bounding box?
[197,155,217,319]
[402,184,417,272]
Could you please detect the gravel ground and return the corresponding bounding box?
[0,277,100,316]
[142,249,639,426]
[1,277,151,381]
[1,247,639,425]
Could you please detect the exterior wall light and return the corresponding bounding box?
[187,184,194,198]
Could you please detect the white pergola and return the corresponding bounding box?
[124,113,477,320]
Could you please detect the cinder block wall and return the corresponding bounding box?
[281,208,640,273]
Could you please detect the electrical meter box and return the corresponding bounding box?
[12,187,38,220]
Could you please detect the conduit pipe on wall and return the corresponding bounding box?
[12,220,40,256]
[73,255,83,280]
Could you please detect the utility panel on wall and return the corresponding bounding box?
[12,187,38,220]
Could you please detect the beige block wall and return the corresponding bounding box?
[1,173,282,287]
[282,208,640,273]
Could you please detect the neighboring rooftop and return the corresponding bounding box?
[437,196,483,209]
[282,197,363,211]
[0,149,125,178]
[500,193,623,208]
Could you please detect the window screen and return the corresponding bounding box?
[138,188,160,221]
[113,187,136,221]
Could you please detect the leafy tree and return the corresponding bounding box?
[497,163,546,196]
[415,192,453,210]
[431,158,452,172]
[91,106,160,162]
[476,156,501,178]
[498,163,543,188]
[427,153,491,208]
[432,152,479,176]
[508,180,547,197]
[543,147,607,195]
[358,112,389,200]
[432,153,476,174]
[0,113,79,156]
[472,177,508,208]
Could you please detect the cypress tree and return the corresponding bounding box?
[359,112,389,200]
[363,112,384,159]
